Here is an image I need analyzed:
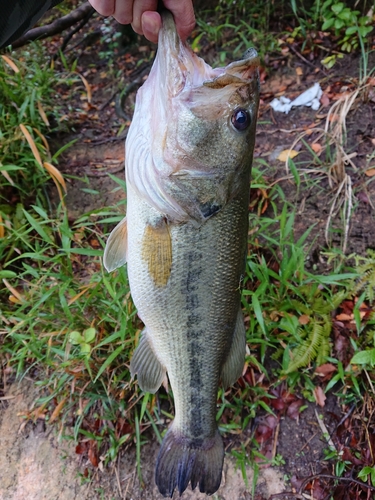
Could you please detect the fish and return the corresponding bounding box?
[104,10,260,498]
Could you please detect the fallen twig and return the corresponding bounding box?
[56,7,95,55]
[315,409,336,450]
[11,3,94,49]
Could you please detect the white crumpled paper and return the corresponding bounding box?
[270,82,323,114]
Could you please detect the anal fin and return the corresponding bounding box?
[103,216,128,272]
[221,308,246,388]
[130,329,166,393]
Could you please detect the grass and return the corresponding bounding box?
[1,11,375,498]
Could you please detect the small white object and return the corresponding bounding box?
[270,82,323,114]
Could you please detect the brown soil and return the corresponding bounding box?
[0,380,350,499]
[1,380,287,499]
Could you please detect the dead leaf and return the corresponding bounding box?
[2,279,25,303]
[299,314,310,325]
[336,313,353,321]
[48,397,67,424]
[315,363,337,377]
[311,143,322,154]
[1,170,14,185]
[88,440,98,467]
[19,124,42,166]
[277,149,299,162]
[76,442,87,455]
[77,74,92,103]
[365,168,375,177]
[357,191,370,204]
[37,101,50,126]
[320,93,330,107]
[1,55,19,73]
[314,386,326,407]
[287,399,304,420]
[271,398,286,411]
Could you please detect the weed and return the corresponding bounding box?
[321,0,373,52]
[358,466,375,487]
[351,249,375,303]
[193,2,279,63]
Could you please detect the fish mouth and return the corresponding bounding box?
[157,11,260,96]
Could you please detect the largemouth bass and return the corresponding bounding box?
[104,11,259,497]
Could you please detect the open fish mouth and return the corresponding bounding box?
[157,10,259,98]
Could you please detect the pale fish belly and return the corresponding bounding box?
[126,181,248,496]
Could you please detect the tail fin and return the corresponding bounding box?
[155,425,224,497]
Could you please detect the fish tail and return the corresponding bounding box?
[155,425,224,497]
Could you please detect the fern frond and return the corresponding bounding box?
[316,336,330,366]
[331,290,349,309]
[365,328,375,345]
[289,299,312,316]
[352,250,375,303]
[286,322,325,373]
[271,347,284,361]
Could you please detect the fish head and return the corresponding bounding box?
[126,11,260,222]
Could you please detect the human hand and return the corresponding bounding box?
[88,0,195,42]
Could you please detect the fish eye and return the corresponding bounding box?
[231,109,251,131]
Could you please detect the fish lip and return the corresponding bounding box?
[157,11,188,96]
[159,10,180,54]
[158,11,260,94]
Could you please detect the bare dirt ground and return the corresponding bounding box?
[1,379,344,500]
[1,12,375,500]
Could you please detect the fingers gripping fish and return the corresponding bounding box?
[104,10,260,497]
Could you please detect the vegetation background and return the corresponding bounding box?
[1,0,375,498]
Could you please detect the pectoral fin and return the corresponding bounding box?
[221,309,246,388]
[141,220,172,287]
[130,329,166,393]
[103,217,127,272]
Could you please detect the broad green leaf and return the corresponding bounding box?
[338,9,353,21]
[351,350,375,365]
[84,327,96,343]
[80,343,91,355]
[322,0,333,11]
[70,331,84,344]
[359,25,373,37]
[322,18,335,31]
[334,18,345,30]
[345,26,357,35]
[0,270,17,279]
[331,2,344,15]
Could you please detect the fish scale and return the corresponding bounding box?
[104,10,260,497]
